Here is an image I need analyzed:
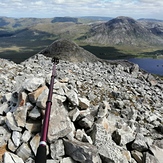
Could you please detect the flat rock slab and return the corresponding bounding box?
[48,98,73,142]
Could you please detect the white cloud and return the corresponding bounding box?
[0,0,163,19]
[11,0,22,2]
[31,1,45,6]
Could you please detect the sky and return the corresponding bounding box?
[0,0,163,20]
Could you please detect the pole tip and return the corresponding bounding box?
[52,57,59,64]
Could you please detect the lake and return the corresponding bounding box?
[128,58,163,76]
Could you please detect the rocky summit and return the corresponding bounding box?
[40,39,99,62]
[0,54,163,163]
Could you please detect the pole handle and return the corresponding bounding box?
[35,145,46,163]
[52,57,59,64]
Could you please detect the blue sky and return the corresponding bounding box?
[0,0,163,20]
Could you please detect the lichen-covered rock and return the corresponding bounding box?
[0,103,9,115]
[50,139,65,160]
[66,90,79,106]
[90,122,128,163]
[131,150,143,163]
[21,130,32,143]
[13,106,28,128]
[78,97,90,109]
[29,134,40,156]
[143,152,160,163]
[132,133,149,152]
[7,139,17,152]
[11,131,22,147]
[149,145,163,163]
[48,98,73,141]
[5,112,22,131]
[60,157,76,163]
[22,77,45,92]
[28,86,47,104]
[16,143,33,161]
[36,87,48,109]
[3,152,24,163]
[0,126,11,147]
[112,125,135,146]
[63,139,101,163]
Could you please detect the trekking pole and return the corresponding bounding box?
[35,57,59,163]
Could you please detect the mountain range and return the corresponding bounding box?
[0,16,163,62]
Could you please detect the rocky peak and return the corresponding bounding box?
[87,16,163,45]
[105,16,149,36]
[40,39,99,62]
[107,16,137,25]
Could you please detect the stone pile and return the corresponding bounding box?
[0,54,163,163]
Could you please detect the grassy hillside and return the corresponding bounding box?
[0,19,93,63]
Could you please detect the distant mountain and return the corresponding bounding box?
[0,17,11,26]
[84,16,163,46]
[80,16,113,22]
[0,16,112,29]
[138,19,163,37]
[51,17,78,23]
[138,18,163,22]
[0,16,52,28]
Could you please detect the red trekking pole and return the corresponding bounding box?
[35,57,59,163]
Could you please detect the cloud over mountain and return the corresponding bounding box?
[0,0,163,19]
